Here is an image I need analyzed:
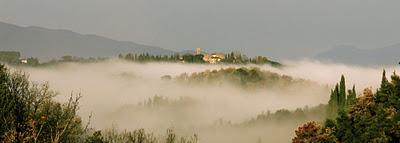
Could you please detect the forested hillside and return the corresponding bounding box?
[174,67,316,89]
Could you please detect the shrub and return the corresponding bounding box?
[0,64,86,142]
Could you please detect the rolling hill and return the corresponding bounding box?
[315,45,400,65]
[0,22,175,61]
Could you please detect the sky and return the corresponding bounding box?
[1,0,400,59]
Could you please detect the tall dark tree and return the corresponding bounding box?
[376,70,391,105]
[327,84,339,119]
[346,85,357,107]
[338,75,346,110]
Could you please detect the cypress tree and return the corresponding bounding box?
[376,70,392,106]
[346,85,357,107]
[327,84,340,118]
[339,75,346,110]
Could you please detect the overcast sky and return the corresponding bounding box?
[1,0,400,59]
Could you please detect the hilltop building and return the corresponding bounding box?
[203,53,225,64]
[190,48,226,64]
[20,59,28,64]
[196,48,201,55]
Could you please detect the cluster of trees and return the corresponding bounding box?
[0,51,39,66]
[32,56,108,67]
[1,51,282,67]
[0,64,85,142]
[41,56,108,66]
[118,53,205,64]
[140,96,197,109]
[115,95,198,114]
[326,75,357,119]
[243,105,327,126]
[0,64,197,143]
[0,52,109,67]
[119,53,184,63]
[0,51,21,64]
[86,129,198,143]
[222,52,282,66]
[118,52,282,66]
[175,67,313,89]
[293,71,400,143]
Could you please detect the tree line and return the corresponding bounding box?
[174,67,315,89]
[118,52,282,66]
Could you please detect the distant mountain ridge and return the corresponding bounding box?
[0,22,175,61]
[315,45,400,65]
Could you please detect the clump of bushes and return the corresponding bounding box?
[86,128,198,143]
[0,64,86,142]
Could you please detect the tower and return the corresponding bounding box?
[196,48,201,55]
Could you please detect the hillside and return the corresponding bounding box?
[0,22,174,61]
[174,67,319,89]
[315,45,400,65]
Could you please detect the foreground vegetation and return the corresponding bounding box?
[293,71,400,143]
[0,64,197,143]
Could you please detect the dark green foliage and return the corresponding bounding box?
[120,53,182,63]
[119,52,282,66]
[166,129,176,143]
[293,71,400,143]
[97,128,198,143]
[332,88,395,143]
[338,75,346,110]
[141,96,197,109]
[5,55,109,67]
[334,111,353,142]
[221,52,282,66]
[182,54,205,63]
[0,64,85,142]
[26,57,40,66]
[375,70,393,107]
[327,75,356,119]
[42,56,108,66]
[175,67,313,88]
[0,51,41,66]
[244,105,327,126]
[327,85,339,118]
[86,131,108,143]
[346,85,357,107]
[0,51,21,64]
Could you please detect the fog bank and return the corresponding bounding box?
[13,59,394,143]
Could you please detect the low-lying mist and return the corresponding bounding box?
[12,59,395,143]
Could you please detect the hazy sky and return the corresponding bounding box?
[1,0,400,59]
